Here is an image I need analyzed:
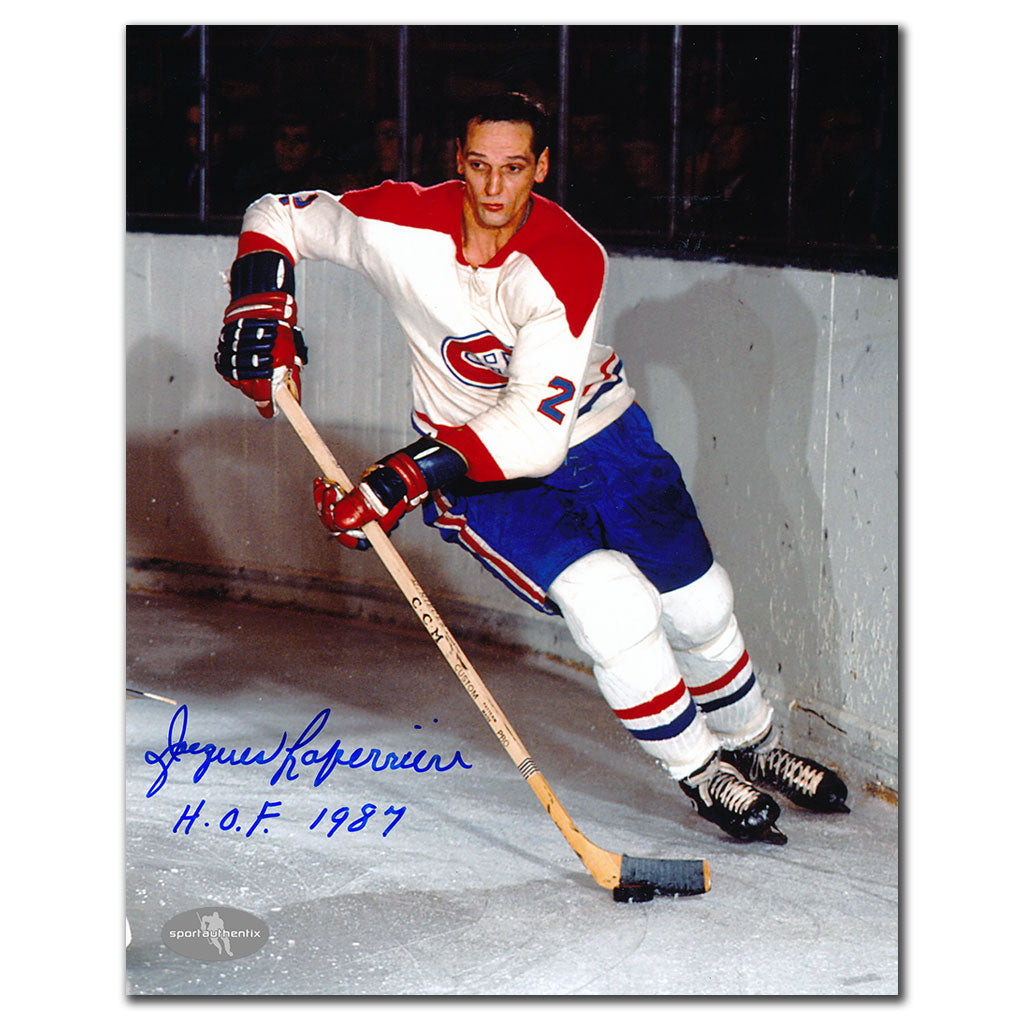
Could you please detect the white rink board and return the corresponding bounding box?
[125,232,898,794]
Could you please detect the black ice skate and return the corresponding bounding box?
[721,732,850,814]
[679,757,787,845]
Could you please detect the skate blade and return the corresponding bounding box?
[727,822,788,845]
[758,824,789,845]
[808,796,851,814]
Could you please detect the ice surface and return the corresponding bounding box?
[125,589,898,996]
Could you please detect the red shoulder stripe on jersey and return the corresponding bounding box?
[236,231,295,262]
[431,422,506,483]
[340,182,602,337]
[501,196,605,339]
[340,179,463,244]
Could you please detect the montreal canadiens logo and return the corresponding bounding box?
[441,331,511,389]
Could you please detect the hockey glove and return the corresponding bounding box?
[314,437,468,550]
[215,247,308,418]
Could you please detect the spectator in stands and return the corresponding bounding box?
[685,101,783,242]
[233,111,351,202]
[619,132,670,234]
[799,103,881,245]
[566,112,621,229]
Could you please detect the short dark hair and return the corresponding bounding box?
[459,92,550,160]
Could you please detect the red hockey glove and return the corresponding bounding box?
[215,247,308,418]
[313,437,468,550]
[313,478,406,550]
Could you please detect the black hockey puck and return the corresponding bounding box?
[612,881,655,903]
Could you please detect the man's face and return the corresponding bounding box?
[274,125,315,174]
[374,118,400,174]
[457,119,548,232]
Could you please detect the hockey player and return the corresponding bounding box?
[215,92,849,844]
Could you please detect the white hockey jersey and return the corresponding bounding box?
[238,179,635,482]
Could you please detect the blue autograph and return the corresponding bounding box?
[144,704,473,798]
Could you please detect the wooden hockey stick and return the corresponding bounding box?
[273,382,709,898]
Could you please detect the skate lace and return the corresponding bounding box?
[759,748,825,795]
[706,768,759,813]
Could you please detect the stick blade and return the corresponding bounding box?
[619,854,710,896]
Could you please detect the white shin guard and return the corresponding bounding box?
[660,563,772,749]
[548,550,718,778]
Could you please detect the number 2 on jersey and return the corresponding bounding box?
[538,377,576,424]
